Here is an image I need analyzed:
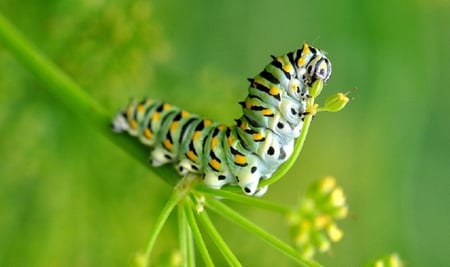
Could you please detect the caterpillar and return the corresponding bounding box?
[113,43,331,196]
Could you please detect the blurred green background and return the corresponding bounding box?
[1,0,449,266]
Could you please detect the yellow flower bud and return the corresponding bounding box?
[388,254,403,267]
[327,223,343,242]
[330,187,346,207]
[318,176,336,194]
[324,92,349,112]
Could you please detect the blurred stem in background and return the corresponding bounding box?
[0,12,180,186]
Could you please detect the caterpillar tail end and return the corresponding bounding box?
[112,111,129,133]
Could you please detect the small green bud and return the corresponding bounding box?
[309,79,324,98]
[324,92,349,112]
[315,233,331,252]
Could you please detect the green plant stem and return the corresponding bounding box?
[259,114,314,187]
[194,201,242,267]
[206,197,322,267]
[0,13,179,186]
[178,205,195,267]
[194,184,289,214]
[178,203,195,267]
[142,189,183,267]
[183,202,214,267]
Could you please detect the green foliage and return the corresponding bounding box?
[1,0,449,266]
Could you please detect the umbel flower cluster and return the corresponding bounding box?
[286,176,348,258]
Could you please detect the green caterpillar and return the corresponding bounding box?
[113,43,331,196]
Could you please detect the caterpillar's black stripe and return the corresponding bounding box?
[260,70,280,84]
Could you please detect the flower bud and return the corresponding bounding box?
[309,79,324,98]
[324,92,349,112]
[326,223,343,242]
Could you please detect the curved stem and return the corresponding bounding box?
[0,13,179,186]
[259,114,313,187]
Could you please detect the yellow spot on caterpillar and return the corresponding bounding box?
[151,112,160,121]
[227,134,234,146]
[218,124,226,131]
[252,132,263,141]
[193,131,201,142]
[261,109,273,116]
[239,120,248,130]
[163,139,173,150]
[126,107,134,121]
[245,101,252,109]
[269,86,280,96]
[211,136,219,149]
[170,121,179,132]
[282,63,293,73]
[298,57,305,66]
[144,128,152,138]
[291,84,298,92]
[204,119,212,126]
[210,159,221,171]
[163,103,171,110]
[235,154,247,165]
[303,43,310,54]
[181,110,190,117]
[186,150,197,161]
[130,120,138,129]
[137,104,145,113]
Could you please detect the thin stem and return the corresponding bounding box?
[142,189,183,267]
[178,204,195,267]
[194,184,289,214]
[0,13,179,186]
[259,114,314,187]
[183,202,214,267]
[206,197,322,267]
[194,200,242,267]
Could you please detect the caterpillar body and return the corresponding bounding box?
[113,43,331,196]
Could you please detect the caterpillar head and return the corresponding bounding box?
[297,43,332,86]
[305,54,332,85]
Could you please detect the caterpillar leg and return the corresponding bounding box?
[254,185,268,197]
[176,159,200,175]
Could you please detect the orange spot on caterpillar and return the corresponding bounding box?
[151,112,160,121]
[193,131,201,142]
[163,139,173,150]
[210,159,221,171]
[181,110,190,117]
[252,132,264,141]
[261,109,273,116]
[130,120,138,129]
[144,128,152,138]
[211,136,219,149]
[234,154,247,165]
[186,150,197,161]
[170,121,179,132]
[269,86,280,96]
[203,119,212,126]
